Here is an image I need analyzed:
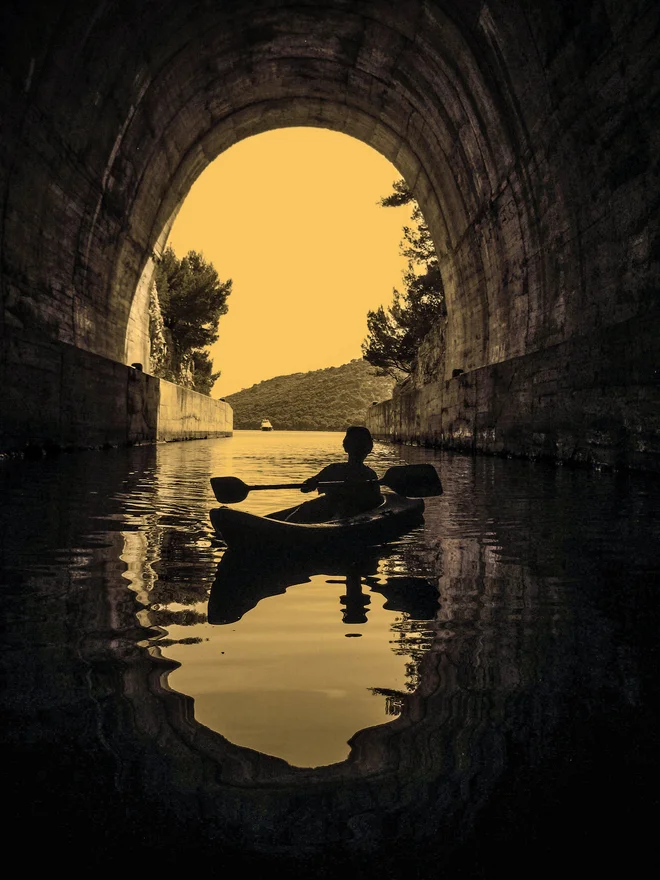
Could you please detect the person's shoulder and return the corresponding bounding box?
[362,465,378,479]
[317,463,347,478]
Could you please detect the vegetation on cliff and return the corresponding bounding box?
[225,359,395,431]
[362,179,445,378]
[149,246,232,394]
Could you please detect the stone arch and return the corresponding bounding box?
[2,2,543,372]
[2,1,658,465]
[123,101,455,369]
[105,5,533,380]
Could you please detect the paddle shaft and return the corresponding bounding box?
[242,479,381,491]
[210,465,442,503]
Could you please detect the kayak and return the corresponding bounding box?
[209,492,425,555]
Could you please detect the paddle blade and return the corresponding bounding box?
[210,476,249,503]
[381,464,443,497]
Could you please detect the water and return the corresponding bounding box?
[1,431,658,874]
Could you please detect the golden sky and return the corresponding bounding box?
[167,127,412,398]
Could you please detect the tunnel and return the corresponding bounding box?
[0,0,658,467]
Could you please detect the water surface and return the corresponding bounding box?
[1,430,658,873]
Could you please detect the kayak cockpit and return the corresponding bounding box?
[266,493,389,525]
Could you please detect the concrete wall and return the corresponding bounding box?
[0,332,232,454]
[158,378,232,441]
[367,311,660,472]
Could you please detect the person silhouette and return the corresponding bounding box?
[340,570,371,624]
[286,426,383,523]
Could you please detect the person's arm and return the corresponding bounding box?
[300,465,340,494]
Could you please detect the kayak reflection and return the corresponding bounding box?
[207,549,440,626]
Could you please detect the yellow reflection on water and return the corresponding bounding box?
[162,575,414,768]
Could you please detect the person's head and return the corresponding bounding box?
[343,426,374,461]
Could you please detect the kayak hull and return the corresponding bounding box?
[209,493,424,555]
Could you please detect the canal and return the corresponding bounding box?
[1,431,658,875]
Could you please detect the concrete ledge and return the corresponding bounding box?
[0,331,232,454]
[367,311,660,473]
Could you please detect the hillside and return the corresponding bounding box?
[224,359,395,431]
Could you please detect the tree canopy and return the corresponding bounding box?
[150,246,231,395]
[362,180,445,378]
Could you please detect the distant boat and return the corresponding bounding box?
[260,419,273,431]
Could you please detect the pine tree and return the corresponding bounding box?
[362,180,445,378]
[150,246,231,394]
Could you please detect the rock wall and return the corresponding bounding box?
[368,310,659,471]
[0,332,232,454]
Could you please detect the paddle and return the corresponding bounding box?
[210,464,443,504]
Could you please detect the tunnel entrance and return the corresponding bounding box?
[127,126,433,399]
[125,110,453,385]
[5,2,522,373]
[1,1,658,467]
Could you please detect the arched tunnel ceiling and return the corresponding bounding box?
[102,0,516,372]
[1,0,658,379]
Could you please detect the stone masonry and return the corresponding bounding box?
[0,2,658,464]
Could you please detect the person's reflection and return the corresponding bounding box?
[208,550,381,625]
[208,550,440,628]
[327,570,371,625]
[333,570,440,625]
[341,571,371,624]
